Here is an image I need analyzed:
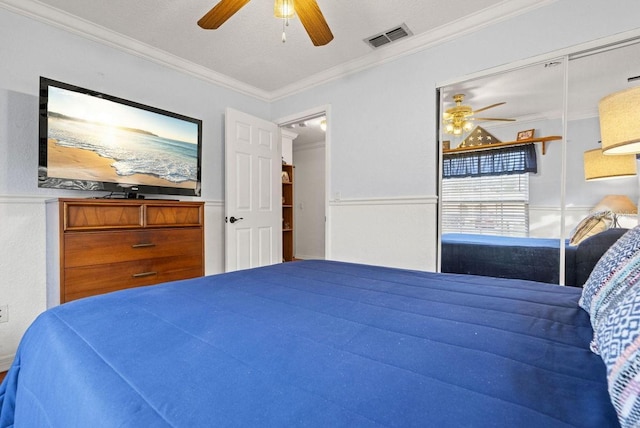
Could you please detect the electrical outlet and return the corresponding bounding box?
[0,305,7,323]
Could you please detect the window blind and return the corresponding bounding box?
[442,174,529,236]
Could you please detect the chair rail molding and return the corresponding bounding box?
[329,196,438,206]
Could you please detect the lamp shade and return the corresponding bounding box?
[599,86,640,154]
[592,194,638,215]
[584,148,637,180]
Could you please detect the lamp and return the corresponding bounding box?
[599,86,640,154]
[598,86,640,223]
[593,195,638,215]
[583,148,637,180]
[592,194,638,227]
[274,0,295,42]
[320,118,326,132]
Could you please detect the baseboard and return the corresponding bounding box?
[294,253,325,261]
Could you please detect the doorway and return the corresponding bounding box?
[277,107,329,260]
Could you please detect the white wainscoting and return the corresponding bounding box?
[0,195,225,372]
[328,196,438,272]
[0,195,48,372]
[204,200,225,275]
[529,205,593,238]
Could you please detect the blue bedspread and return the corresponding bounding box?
[0,260,618,427]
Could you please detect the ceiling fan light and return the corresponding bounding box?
[441,94,512,136]
[274,0,295,19]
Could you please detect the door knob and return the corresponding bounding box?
[229,216,244,224]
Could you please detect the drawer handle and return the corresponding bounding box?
[132,271,157,278]
[132,243,156,248]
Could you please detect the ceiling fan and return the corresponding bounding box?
[198,0,334,46]
[442,94,515,135]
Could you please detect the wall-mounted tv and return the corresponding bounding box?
[38,77,202,197]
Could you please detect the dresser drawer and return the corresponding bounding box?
[64,255,203,302]
[64,228,202,268]
[146,204,203,227]
[64,202,143,230]
[63,201,203,230]
[48,199,205,306]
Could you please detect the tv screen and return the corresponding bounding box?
[38,77,202,197]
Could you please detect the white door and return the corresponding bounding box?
[225,108,281,272]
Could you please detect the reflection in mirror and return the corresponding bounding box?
[439,39,640,286]
[564,41,640,285]
[438,60,567,284]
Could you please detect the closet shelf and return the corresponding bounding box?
[443,135,562,155]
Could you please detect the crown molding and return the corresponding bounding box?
[1,0,556,102]
[293,140,325,152]
[567,108,599,122]
[270,0,558,100]
[281,129,299,139]
[483,107,600,129]
[0,0,272,101]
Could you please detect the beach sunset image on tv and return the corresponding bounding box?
[39,78,202,196]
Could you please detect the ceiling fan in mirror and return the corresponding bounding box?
[198,0,334,46]
[442,94,515,135]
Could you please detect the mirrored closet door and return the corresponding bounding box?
[563,41,640,285]
[438,60,566,284]
[438,38,640,286]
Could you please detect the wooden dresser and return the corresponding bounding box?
[46,198,204,306]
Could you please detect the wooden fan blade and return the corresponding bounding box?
[473,102,506,114]
[296,0,334,46]
[474,117,516,122]
[198,0,251,29]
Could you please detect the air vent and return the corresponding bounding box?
[365,23,413,49]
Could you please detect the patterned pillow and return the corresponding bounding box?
[594,282,640,427]
[579,225,640,329]
[569,211,613,246]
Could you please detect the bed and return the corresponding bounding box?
[0,259,626,427]
[441,229,628,286]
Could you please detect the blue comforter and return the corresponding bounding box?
[0,260,618,427]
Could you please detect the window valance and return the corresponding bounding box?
[442,143,537,179]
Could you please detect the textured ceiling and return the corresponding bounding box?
[441,41,640,125]
[2,0,550,97]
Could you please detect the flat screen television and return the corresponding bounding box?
[38,77,202,198]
